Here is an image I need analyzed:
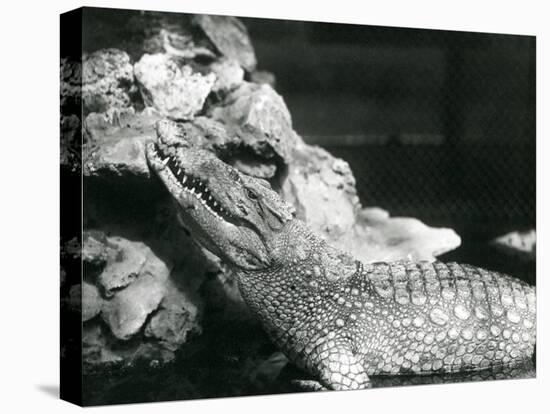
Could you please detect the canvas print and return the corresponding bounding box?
[60,7,536,406]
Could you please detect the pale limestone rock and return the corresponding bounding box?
[344,208,461,263]
[134,53,216,119]
[210,58,245,93]
[101,273,167,341]
[98,235,170,297]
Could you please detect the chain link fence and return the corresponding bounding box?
[247,19,535,238]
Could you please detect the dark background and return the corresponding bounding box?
[244,19,536,241]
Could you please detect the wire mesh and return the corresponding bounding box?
[246,20,536,237]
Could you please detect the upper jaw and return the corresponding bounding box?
[146,142,234,221]
[146,141,272,270]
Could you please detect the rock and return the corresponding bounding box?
[231,158,277,180]
[83,107,161,178]
[98,239,146,295]
[155,117,287,182]
[208,82,299,162]
[83,319,181,370]
[282,144,460,263]
[344,208,461,263]
[83,230,172,297]
[63,237,81,259]
[85,130,149,178]
[82,322,111,366]
[143,27,217,60]
[101,273,167,341]
[82,282,103,322]
[210,58,245,93]
[249,70,276,88]
[80,222,207,368]
[82,230,110,266]
[282,142,360,240]
[492,229,536,260]
[144,279,202,351]
[99,236,170,297]
[81,49,136,115]
[134,53,216,119]
[194,15,257,72]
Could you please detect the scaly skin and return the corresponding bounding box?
[146,120,536,391]
[239,221,536,390]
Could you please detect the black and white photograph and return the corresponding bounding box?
[2,1,547,412]
[58,5,539,406]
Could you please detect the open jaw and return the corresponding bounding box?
[146,140,272,270]
[146,141,232,222]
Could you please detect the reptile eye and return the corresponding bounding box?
[246,189,258,200]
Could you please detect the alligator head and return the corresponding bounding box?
[146,123,295,270]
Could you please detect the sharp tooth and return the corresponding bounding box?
[177,168,182,175]
[213,201,217,206]
[182,176,187,184]
[162,157,170,166]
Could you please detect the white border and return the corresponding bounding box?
[1,1,547,413]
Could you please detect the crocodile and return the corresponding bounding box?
[145,128,536,391]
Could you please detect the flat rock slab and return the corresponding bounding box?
[345,207,462,263]
[83,108,161,178]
